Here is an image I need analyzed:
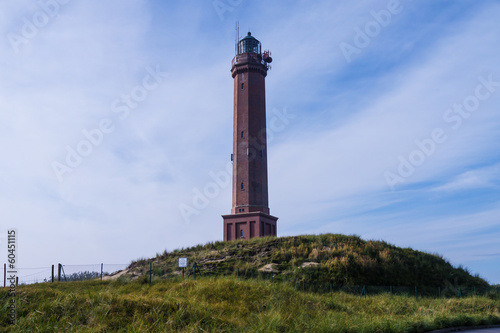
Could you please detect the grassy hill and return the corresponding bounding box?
[127,234,488,290]
[1,234,498,332]
[1,277,499,332]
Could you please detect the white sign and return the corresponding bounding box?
[178,257,187,268]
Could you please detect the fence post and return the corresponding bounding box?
[58,264,62,282]
[51,265,54,283]
[101,263,103,281]
[3,263,6,287]
[16,277,18,286]
[361,285,366,298]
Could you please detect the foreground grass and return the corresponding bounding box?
[1,277,499,332]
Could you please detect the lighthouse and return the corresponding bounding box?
[222,31,278,241]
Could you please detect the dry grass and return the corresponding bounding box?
[1,276,499,332]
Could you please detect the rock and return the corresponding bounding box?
[101,268,130,280]
[301,262,319,268]
[259,263,279,273]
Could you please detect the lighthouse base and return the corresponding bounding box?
[222,212,278,241]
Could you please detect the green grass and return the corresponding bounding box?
[1,277,499,332]
[2,233,496,331]
[129,234,489,289]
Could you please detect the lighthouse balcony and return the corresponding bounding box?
[231,53,269,71]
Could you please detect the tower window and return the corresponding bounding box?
[241,182,244,190]
[241,83,244,90]
[241,131,244,138]
[240,229,244,238]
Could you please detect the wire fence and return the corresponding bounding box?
[237,270,499,299]
[2,261,499,300]
[1,263,128,285]
[126,262,500,300]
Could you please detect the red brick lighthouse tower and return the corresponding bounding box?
[222,31,278,241]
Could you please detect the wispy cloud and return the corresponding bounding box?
[433,164,500,192]
[1,1,499,284]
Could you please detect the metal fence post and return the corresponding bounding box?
[58,264,62,282]
[51,265,54,283]
[101,263,103,281]
[361,285,366,298]
[3,263,6,287]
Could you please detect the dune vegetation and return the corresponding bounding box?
[2,234,498,332]
[1,276,499,332]
[129,234,489,291]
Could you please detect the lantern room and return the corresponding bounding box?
[237,32,261,54]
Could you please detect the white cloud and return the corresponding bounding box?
[433,164,500,192]
[270,2,500,206]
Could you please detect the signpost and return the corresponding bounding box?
[179,258,187,278]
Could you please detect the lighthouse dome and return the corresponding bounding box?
[238,32,261,54]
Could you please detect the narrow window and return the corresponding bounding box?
[241,83,244,90]
[240,229,244,238]
[241,131,244,138]
[241,182,244,190]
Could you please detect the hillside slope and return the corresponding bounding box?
[1,278,499,332]
[128,234,488,288]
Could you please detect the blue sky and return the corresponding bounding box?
[0,0,499,284]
